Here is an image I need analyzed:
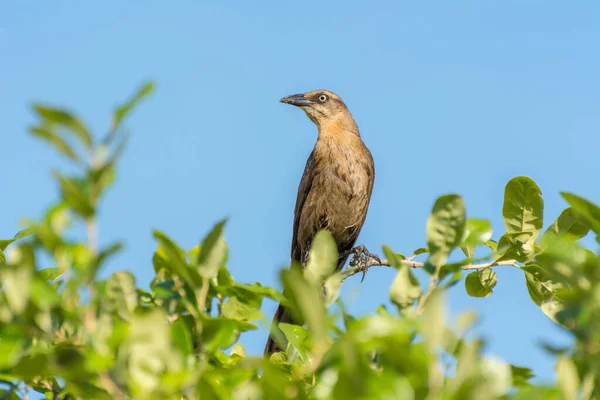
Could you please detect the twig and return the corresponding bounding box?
[416,273,437,315]
[341,258,520,281]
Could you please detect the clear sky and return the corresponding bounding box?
[2,1,599,383]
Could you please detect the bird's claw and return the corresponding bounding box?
[347,245,381,282]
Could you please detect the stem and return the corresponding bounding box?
[197,278,210,313]
[86,218,98,257]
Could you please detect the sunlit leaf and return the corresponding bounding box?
[465,268,497,298]
[561,192,600,235]
[197,219,228,279]
[543,207,590,241]
[305,229,338,286]
[385,246,422,313]
[111,81,155,135]
[32,104,92,148]
[426,194,466,269]
[503,176,544,238]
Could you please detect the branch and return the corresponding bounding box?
[341,255,520,281]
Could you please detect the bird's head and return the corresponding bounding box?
[280,89,353,128]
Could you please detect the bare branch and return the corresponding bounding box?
[341,255,520,281]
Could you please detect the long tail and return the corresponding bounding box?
[263,253,351,357]
[263,302,296,356]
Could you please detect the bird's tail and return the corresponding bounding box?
[263,254,350,357]
[264,301,296,356]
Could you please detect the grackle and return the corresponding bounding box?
[264,89,375,356]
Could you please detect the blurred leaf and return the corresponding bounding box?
[421,290,445,348]
[53,173,94,217]
[485,239,497,251]
[201,318,241,351]
[561,192,600,234]
[305,230,338,285]
[279,323,309,360]
[481,357,513,397]
[106,271,138,318]
[32,104,92,147]
[230,343,246,357]
[110,81,155,135]
[0,228,34,252]
[556,356,579,400]
[281,266,327,344]
[426,194,466,269]
[503,176,544,239]
[197,219,228,279]
[412,247,429,256]
[153,229,202,288]
[523,265,564,323]
[385,246,422,312]
[465,268,496,298]
[511,364,535,386]
[3,245,35,313]
[171,319,193,357]
[462,218,493,247]
[0,326,26,369]
[221,297,263,321]
[543,207,590,241]
[30,125,80,161]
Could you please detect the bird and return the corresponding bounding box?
[264,89,375,356]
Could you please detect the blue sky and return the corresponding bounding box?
[2,1,599,382]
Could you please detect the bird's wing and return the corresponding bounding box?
[290,151,315,263]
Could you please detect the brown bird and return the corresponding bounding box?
[264,89,375,356]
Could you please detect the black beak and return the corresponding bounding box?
[280,93,313,107]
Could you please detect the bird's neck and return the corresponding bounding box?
[316,116,360,140]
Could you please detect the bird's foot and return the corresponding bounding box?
[346,245,382,282]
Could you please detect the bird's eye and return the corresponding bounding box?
[318,94,327,102]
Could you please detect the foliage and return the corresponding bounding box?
[1,84,599,399]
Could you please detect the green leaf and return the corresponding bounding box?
[230,343,246,357]
[171,319,193,357]
[53,173,95,217]
[279,323,309,359]
[523,265,564,323]
[2,245,35,313]
[0,326,26,369]
[480,357,513,397]
[426,194,466,269]
[421,290,445,348]
[153,229,202,288]
[511,364,535,386]
[502,176,543,238]
[556,356,579,400]
[462,218,493,247]
[495,231,534,263]
[196,219,228,279]
[221,297,263,320]
[386,246,422,312]
[32,104,92,148]
[561,192,600,235]
[30,125,80,161]
[543,207,590,241]
[106,271,138,317]
[305,229,338,285]
[111,81,155,134]
[484,239,497,251]
[201,318,241,351]
[281,266,327,344]
[0,228,34,252]
[465,268,497,298]
[412,247,429,256]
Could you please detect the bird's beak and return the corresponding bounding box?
[280,93,313,107]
